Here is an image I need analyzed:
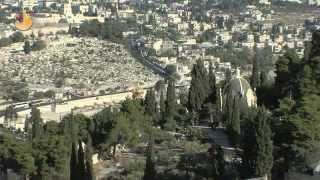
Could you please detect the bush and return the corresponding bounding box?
[99,90,106,95]
[33,92,44,99]
[54,78,64,88]
[185,127,208,142]
[164,117,177,131]
[32,40,46,51]
[58,18,68,24]
[10,32,25,43]
[0,37,12,47]
[122,159,145,174]
[44,90,55,98]
[79,20,100,37]
[11,90,29,102]
[24,41,31,54]
[154,129,175,144]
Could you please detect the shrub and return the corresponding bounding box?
[10,32,25,43]
[0,37,12,47]
[24,40,31,54]
[32,40,46,51]
[44,90,55,98]
[58,18,68,24]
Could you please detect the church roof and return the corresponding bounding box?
[223,68,256,108]
[224,68,253,98]
[227,76,252,97]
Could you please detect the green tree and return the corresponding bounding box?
[209,144,225,179]
[85,137,94,180]
[159,91,166,128]
[32,131,69,179]
[224,91,233,126]
[79,20,101,37]
[30,107,43,139]
[309,31,320,60]
[254,107,273,177]
[0,132,36,178]
[275,50,301,99]
[250,48,259,91]
[285,95,320,167]
[241,107,273,178]
[225,69,232,86]
[24,40,31,54]
[91,107,114,155]
[271,31,320,175]
[109,113,131,157]
[229,97,241,147]
[241,109,257,178]
[208,62,217,104]
[144,89,157,125]
[32,40,47,51]
[164,79,176,130]
[70,142,79,180]
[10,31,25,43]
[188,59,209,113]
[298,31,320,95]
[143,138,156,180]
[77,140,86,178]
[4,105,17,128]
[0,37,12,47]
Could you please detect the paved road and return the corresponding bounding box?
[137,47,168,76]
[193,124,238,162]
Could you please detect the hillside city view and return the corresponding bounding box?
[0,0,320,180]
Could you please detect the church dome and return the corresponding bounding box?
[224,68,256,108]
[227,77,252,98]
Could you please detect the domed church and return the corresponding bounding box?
[223,68,257,108]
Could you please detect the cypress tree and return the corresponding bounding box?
[241,110,257,178]
[256,71,268,105]
[275,50,301,98]
[24,117,30,133]
[259,71,268,87]
[300,31,320,94]
[70,142,78,180]
[224,69,232,86]
[164,79,176,130]
[254,107,273,177]
[78,140,86,178]
[298,65,316,96]
[197,59,209,94]
[68,24,72,34]
[230,97,240,147]
[144,89,157,124]
[250,47,259,91]
[23,40,31,54]
[166,79,177,112]
[241,108,273,178]
[4,105,17,128]
[188,60,208,113]
[30,107,43,139]
[208,62,217,104]
[159,91,166,128]
[85,137,94,180]
[166,79,176,118]
[224,90,233,126]
[143,138,156,180]
[188,76,205,112]
[209,144,225,179]
[309,30,320,60]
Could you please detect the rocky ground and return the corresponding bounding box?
[0,35,161,94]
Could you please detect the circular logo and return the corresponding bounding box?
[15,10,33,31]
